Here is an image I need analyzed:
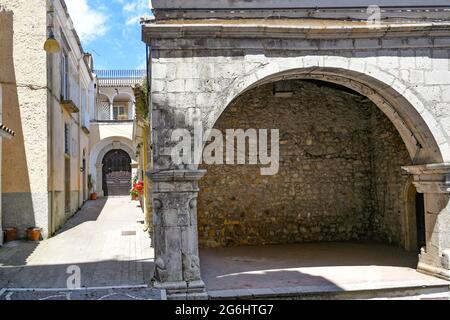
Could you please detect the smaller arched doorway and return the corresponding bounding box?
[405,182,426,253]
[102,149,132,196]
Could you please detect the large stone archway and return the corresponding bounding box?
[198,79,413,249]
[150,68,450,297]
[89,136,136,197]
[144,19,450,298]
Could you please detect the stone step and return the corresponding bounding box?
[208,281,450,300]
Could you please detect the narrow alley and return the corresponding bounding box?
[0,197,159,300]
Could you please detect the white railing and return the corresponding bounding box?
[95,70,146,87]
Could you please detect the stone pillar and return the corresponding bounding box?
[95,163,104,197]
[150,169,207,299]
[109,103,114,121]
[131,102,136,120]
[403,163,450,280]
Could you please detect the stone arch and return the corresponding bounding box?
[205,59,446,165]
[198,75,416,248]
[89,136,136,196]
[112,91,135,103]
[112,92,135,121]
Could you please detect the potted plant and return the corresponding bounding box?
[88,174,97,200]
[130,188,139,201]
[4,227,17,242]
[26,227,42,242]
[130,181,144,201]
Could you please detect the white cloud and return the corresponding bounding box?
[126,15,141,26]
[121,0,151,25]
[65,0,108,43]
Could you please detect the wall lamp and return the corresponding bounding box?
[44,30,61,53]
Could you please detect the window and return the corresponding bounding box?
[61,50,69,100]
[64,123,70,156]
[81,88,89,128]
[113,105,128,120]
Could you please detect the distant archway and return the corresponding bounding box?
[89,137,136,197]
[102,149,132,196]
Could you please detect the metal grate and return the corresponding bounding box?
[96,96,111,121]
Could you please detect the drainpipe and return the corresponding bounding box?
[145,44,153,234]
[47,3,56,237]
[77,58,81,210]
[143,125,150,230]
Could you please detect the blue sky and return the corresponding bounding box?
[65,0,153,70]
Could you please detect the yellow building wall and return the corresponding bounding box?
[1,1,49,238]
[1,0,94,237]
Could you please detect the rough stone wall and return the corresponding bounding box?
[197,80,411,248]
[369,105,412,245]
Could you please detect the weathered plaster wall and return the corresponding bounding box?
[1,0,49,238]
[0,7,10,245]
[197,80,411,248]
[1,0,95,237]
[89,122,134,148]
[48,0,94,234]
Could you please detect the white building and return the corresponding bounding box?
[89,70,146,197]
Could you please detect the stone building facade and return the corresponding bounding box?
[0,0,95,238]
[144,1,450,298]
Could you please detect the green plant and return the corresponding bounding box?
[87,174,94,192]
[130,189,139,197]
[133,78,149,124]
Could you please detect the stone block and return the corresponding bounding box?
[442,86,450,102]
[409,70,424,84]
[152,64,168,79]
[167,79,185,93]
[353,39,380,49]
[425,71,450,85]
[415,50,433,70]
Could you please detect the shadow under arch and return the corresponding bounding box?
[207,66,444,165]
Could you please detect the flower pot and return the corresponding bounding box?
[26,228,42,242]
[4,228,17,242]
[131,194,138,201]
[90,193,97,200]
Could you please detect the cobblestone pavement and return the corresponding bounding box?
[0,286,163,300]
[0,197,159,299]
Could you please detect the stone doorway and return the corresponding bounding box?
[102,149,132,196]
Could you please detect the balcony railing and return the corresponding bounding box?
[95,70,146,87]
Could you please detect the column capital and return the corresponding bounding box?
[402,163,450,193]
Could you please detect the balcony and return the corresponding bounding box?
[95,93,135,123]
[95,69,146,87]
